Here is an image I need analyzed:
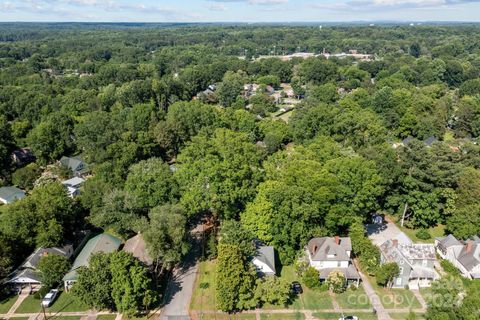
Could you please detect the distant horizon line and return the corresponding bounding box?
[0,20,480,24]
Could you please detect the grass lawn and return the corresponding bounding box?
[263,266,333,311]
[375,287,421,309]
[278,110,293,123]
[419,288,432,301]
[48,292,88,312]
[386,214,445,244]
[260,313,305,319]
[196,314,256,320]
[48,317,82,320]
[335,286,372,309]
[0,294,18,313]
[312,312,378,320]
[190,259,216,311]
[389,313,426,319]
[190,262,334,313]
[96,315,117,320]
[16,295,41,313]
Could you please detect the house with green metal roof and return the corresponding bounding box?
[0,186,26,204]
[63,233,122,291]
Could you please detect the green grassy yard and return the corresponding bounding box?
[312,312,378,320]
[196,314,256,320]
[49,292,88,312]
[190,260,217,311]
[15,295,42,313]
[96,315,117,320]
[335,286,372,309]
[259,313,305,320]
[0,294,18,313]
[389,312,426,319]
[386,214,445,243]
[48,316,82,320]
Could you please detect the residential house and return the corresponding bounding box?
[379,239,438,289]
[11,148,35,167]
[307,237,360,286]
[435,234,480,279]
[60,156,88,177]
[61,177,85,198]
[252,244,276,276]
[123,234,154,267]
[63,233,122,291]
[0,186,26,204]
[5,245,73,292]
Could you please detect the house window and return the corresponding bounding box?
[337,261,341,267]
[399,267,404,274]
[395,278,402,286]
[422,259,428,267]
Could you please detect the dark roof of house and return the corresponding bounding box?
[436,234,462,249]
[254,245,276,274]
[402,136,414,145]
[123,234,153,266]
[60,156,85,172]
[11,148,35,164]
[308,237,352,261]
[0,187,26,203]
[63,234,122,281]
[6,245,73,284]
[457,241,480,271]
[423,136,438,147]
[318,264,360,280]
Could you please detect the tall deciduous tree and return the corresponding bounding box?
[38,254,71,290]
[143,204,189,274]
[215,244,256,312]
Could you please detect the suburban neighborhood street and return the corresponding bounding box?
[159,224,204,320]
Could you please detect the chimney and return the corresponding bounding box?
[392,239,398,248]
[466,241,473,253]
[335,236,340,245]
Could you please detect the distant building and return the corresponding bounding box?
[379,239,438,289]
[11,148,35,167]
[435,235,480,279]
[0,186,26,204]
[252,244,276,276]
[61,177,85,198]
[5,245,73,292]
[60,156,89,177]
[307,236,360,286]
[63,233,122,291]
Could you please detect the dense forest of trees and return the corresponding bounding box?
[1,23,480,317]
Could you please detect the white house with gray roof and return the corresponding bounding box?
[252,245,276,276]
[307,237,360,286]
[5,245,73,291]
[435,234,480,279]
[380,239,438,289]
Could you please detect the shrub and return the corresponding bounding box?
[327,270,346,293]
[415,229,431,240]
[440,259,461,277]
[302,267,321,289]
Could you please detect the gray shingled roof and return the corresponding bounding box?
[457,241,480,271]
[436,234,462,249]
[0,187,26,204]
[318,265,360,280]
[308,237,352,261]
[123,234,153,266]
[254,245,276,274]
[60,156,85,173]
[423,136,438,147]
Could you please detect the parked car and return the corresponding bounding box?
[291,281,303,294]
[338,316,358,320]
[41,289,59,307]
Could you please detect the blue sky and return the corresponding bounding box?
[1,0,480,22]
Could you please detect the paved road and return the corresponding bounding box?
[159,224,204,320]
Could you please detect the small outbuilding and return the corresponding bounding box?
[252,244,276,276]
[0,186,26,204]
